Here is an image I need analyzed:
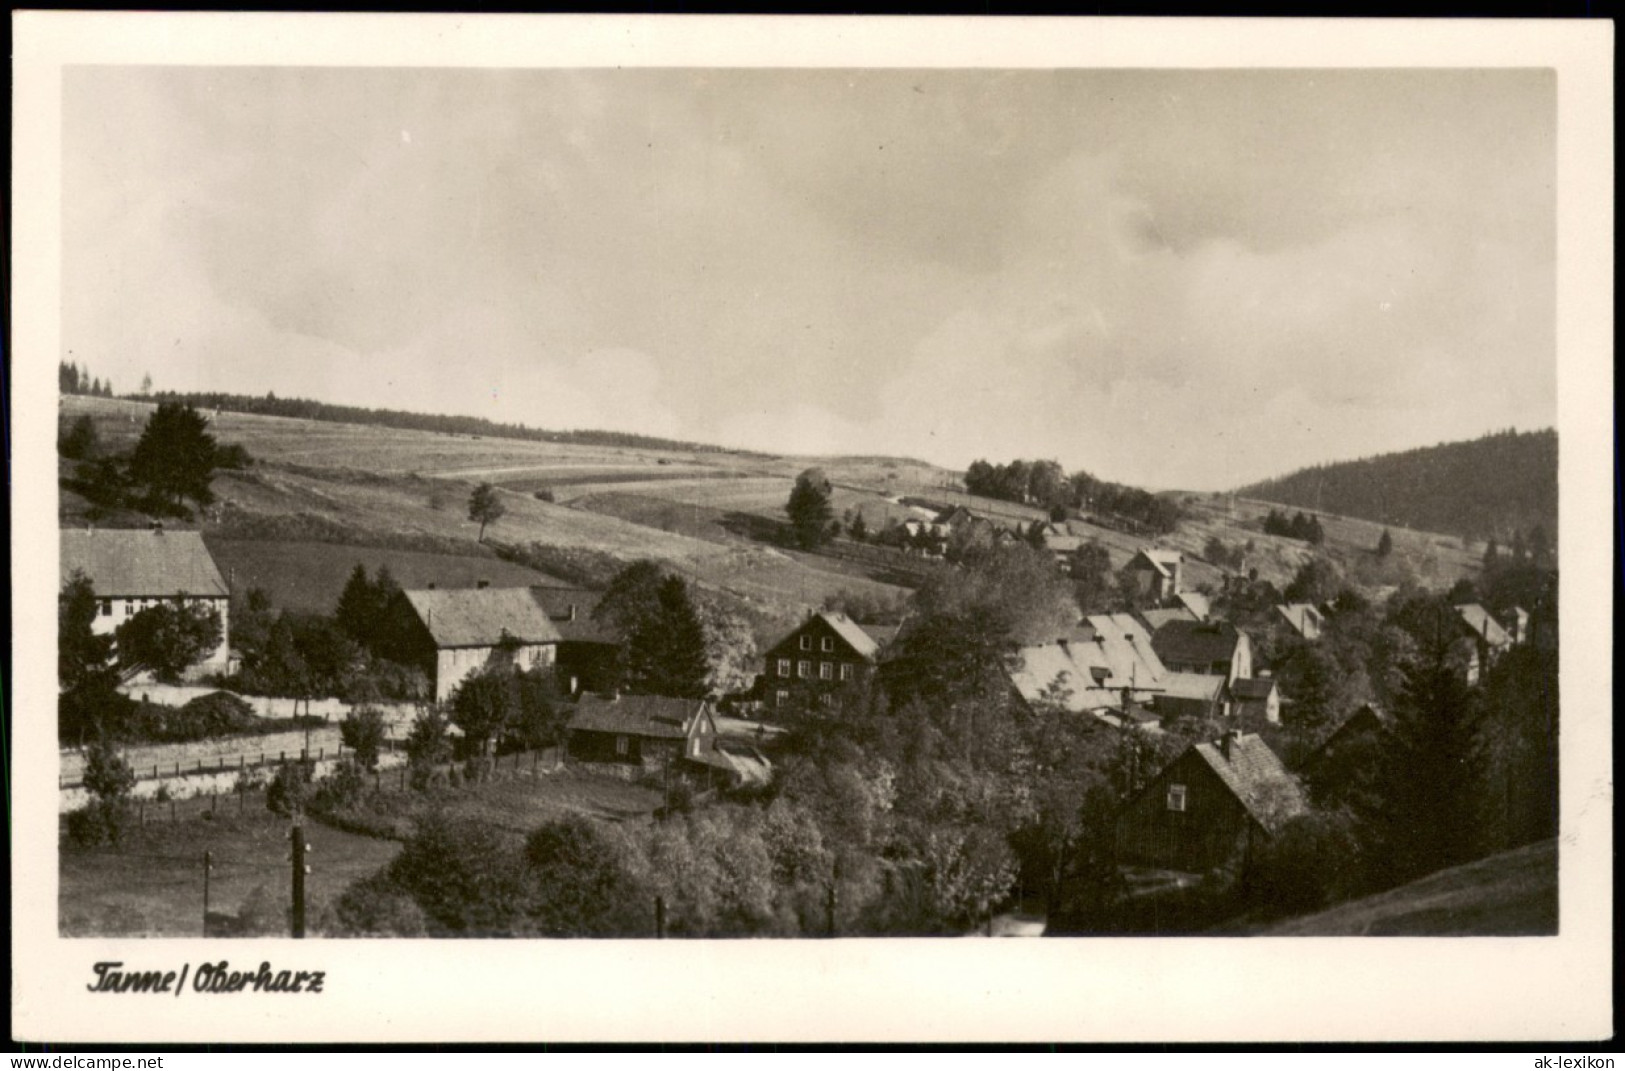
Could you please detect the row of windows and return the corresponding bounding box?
[799,635,837,652]
[99,596,218,617]
[775,658,854,682]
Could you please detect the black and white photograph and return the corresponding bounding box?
[11,13,1613,1045]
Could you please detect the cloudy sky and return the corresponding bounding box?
[62,66,1555,490]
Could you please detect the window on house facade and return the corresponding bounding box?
[839,663,853,682]
[800,635,812,651]
[615,735,629,756]
[820,662,833,680]
[99,600,111,617]
[797,660,811,679]
[821,637,834,652]
[775,689,790,707]
[1166,784,1187,812]
[777,658,791,677]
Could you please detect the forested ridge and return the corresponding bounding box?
[1235,429,1556,543]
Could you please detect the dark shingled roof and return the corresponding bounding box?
[1192,734,1307,833]
[1230,677,1278,700]
[567,693,709,739]
[61,528,229,598]
[403,587,563,649]
[1151,619,1244,668]
[528,586,619,644]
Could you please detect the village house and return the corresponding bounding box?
[1149,619,1254,686]
[1114,730,1308,875]
[1008,613,1170,728]
[60,527,231,678]
[759,610,893,710]
[1124,547,1184,602]
[1155,671,1228,724]
[528,585,622,696]
[394,586,563,703]
[565,692,745,786]
[1227,676,1281,724]
[1455,603,1512,685]
[1274,602,1325,641]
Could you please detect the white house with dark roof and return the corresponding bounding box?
[1455,603,1513,685]
[1125,547,1184,602]
[60,527,231,677]
[398,586,563,702]
[1274,602,1325,641]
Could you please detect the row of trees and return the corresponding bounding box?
[963,459,1183,535]
[1262,508,1327,545]
[58,361,124,398]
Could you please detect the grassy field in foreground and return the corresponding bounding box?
[205,538,567,614]
[1255,839,1557,936]
[59,807,400,938]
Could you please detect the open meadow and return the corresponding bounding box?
[60,396,914,630]
[59,806,401,938]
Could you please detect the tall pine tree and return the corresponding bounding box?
[1366,606,1483,888]
[624,576,710,699]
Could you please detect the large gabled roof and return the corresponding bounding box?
[61,528,228,598]
[770,611,885,661]
[567,693,709,739]
[1010,614,1169,713]
[1190,734,1308,834]
[528,586,619,644]
[403,587,563,649]
[1151,619,1245,668]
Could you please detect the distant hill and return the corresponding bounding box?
[1234,429,1556,544]
[139,390,768,458]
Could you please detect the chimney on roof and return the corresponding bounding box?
[427,582,436,590]
[1218,728,1241,760]
[477,579,490,590]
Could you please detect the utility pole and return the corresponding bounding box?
[202,850,213,937]
[290,824,309,938]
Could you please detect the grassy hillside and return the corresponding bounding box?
[59,396,911,641]
[204,539,569,615]
[1252,839,1557,936]
[1234,428,1556,544]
